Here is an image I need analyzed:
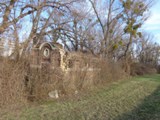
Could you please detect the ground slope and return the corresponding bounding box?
[1,74,160,120]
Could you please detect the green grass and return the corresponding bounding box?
[1,74,160,120]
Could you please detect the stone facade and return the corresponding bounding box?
[30,42,99,72]
[30,42,62,70]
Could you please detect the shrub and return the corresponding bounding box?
[130,63,157,76]
[62,58,126,94]
[0,58,28,107]
[0,55,127,106]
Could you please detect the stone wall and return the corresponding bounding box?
[30,42,100,73]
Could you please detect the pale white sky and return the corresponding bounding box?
[142,1,160,43]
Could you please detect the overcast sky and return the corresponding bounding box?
[142,1,160,43]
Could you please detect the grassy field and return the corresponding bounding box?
[1,74,160,120]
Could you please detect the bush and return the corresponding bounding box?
[130,63,157,76]
[0,58,28,107]
[0,55,127,106]
[62,58,127,95]
[157,65,160,74]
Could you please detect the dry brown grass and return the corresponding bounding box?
[25,67,64,101]
[130,63,157,76]
[0,58,28,107]
[0,54,127,107]
[156,65,160,74]
[62,58,127,95]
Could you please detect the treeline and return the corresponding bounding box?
[1,0,160,107]
[0,0,159,73]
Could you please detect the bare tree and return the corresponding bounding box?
[119,0,154,60]
[89,0,123,57]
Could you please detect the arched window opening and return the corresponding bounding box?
[43,48,50,57]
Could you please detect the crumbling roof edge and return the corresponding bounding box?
[39,42,56,50]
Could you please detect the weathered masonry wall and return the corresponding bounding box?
[30,42,100,73]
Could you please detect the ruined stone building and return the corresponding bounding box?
[30,41,99,72]
[30,41,66,70]
[0,38,99,72]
